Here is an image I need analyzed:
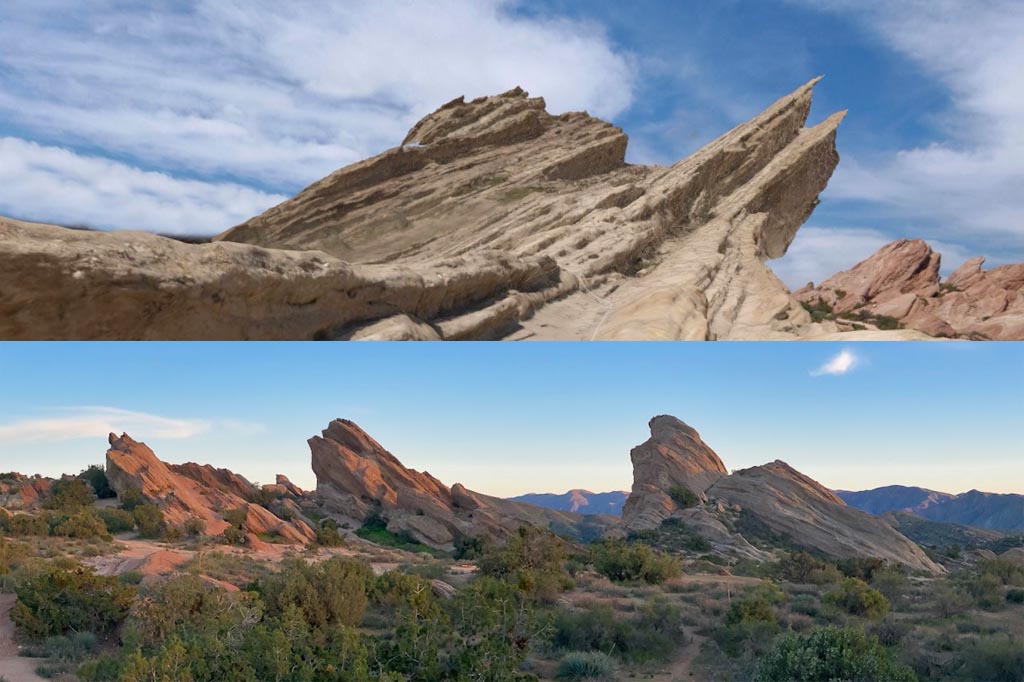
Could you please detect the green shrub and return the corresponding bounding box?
[477,526,572,600]
[184,517,206,536]
[52,509,111,540]
[590,539,680,584]
[755,626,916,681]
[12,561,135,637]
[314,518,345,547]
[117,485,144,511]
[259,557,372,630]
[6,513,50,536]
[1007,588,1024,604]
[551,598,684,664]
[556,651,618,680]
[223,507,248,529]
[221,526,246,545]
[132,504,164,538]
[43,478,96,510]
[961,634,1024,682]
[78,465,115,499]
[668,484,698,508]
[97,507,135,533]
[824,577,890,620]
[715,583,784,657]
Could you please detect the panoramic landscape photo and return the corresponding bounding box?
[0,342,1021,680]
[1,1,1022,340]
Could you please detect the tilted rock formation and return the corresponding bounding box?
[707,461,941,573]
[795,239,1024,339]
[622,415,942,572]
[0,78,914,341]
[621,416,729,530]
[0,473,52,510]
[105,433,315,544]
[310,419,606,550]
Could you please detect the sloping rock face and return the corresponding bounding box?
[0,474,52,510]
[708,461,942,573]
[0,78,883,341]
[105,433,314,544]
[621,416,729,531]
[310,419,601,550]
[795,239,1024,339]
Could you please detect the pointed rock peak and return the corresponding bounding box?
[401,86,549,146]
[648,415,699,438]
[320,418,390,457]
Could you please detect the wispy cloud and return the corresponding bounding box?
[0,1,634,232]
[811,349,859,377]
[0,407,210,443]
[796,0,1024,249]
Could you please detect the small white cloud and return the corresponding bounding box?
[0,406,210,443]
[811,349,859,376]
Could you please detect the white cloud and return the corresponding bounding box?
[771,225,976,289]
[0,1,635,233]
[798,0,1024,247]
[0,407,210,443]
[811,349,859,377]
[0,137,286,234]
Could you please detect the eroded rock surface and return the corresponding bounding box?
[310,419,606,550]
[621,416,728,530]
[0,78,899,340]
[622,416,943,573]
[795,239,1024,339]
[105,433,314,544]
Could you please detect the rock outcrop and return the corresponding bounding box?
[795,239,1024,339]
[310,419,607,550]
[622,415,943,573]
[105,433,315,544]
[707,461,942,573]
[621,416,729,530]
[0,78,902,341]
[0,473,52,510]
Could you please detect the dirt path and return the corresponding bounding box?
[0,593,47,682]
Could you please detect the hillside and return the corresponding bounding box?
[838,485,1024,531]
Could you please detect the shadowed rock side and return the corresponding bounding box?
[621,416,728,530]
[0,78,915,341]
[309,419,606,550]
[795,239,1024,339]
[622,416,943,573]
[105,433,315,544]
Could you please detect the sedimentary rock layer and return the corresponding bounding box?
[0,78,907,340]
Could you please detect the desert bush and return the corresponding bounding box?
[628,517,711,553]
[668,484,699,508]
[477,526,573,600]
[824,577,890,620]
[962,570,1005,609]
[12,561,135,637]
[6,512,50,536]
[117,485,144,511]
[870,620,909,647]
[78,465,115,499]
[960,634,1024,681]
[551,598,684,664]
[259,557,372,630]
[132,504,164,538]
[314,518,345,547]
[714,583,783,657]
[870,568,908,603]
[221,526,246,545]
[754,626,916,681]
[789,593,820,617]
[43,478,96,510]
[53,509,111,540]
[590,539,680,584]
[184,517,206,536]
[836,557,889,582]
[97,507,135,533]
[1006,588,1024,604]
[933,582,971,618]
[556,651,618,680]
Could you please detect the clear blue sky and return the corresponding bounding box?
[0,342,1020,496]
[0,1,1021,286]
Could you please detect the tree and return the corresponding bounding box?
[43,478,96,510]
[133,504,165,538]
[12,561,135,637]
[78,465,116,499]
[755,626,916,682]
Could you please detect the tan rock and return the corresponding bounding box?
[0,78,872,340]
[621,416,728,531]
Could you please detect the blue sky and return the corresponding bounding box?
[0,1,1021,286]
[0,343,1020,496]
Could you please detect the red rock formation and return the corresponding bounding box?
[795,239,1024,339]
[105,433,314,544]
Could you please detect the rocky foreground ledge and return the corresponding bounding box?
[1,79,1014,339]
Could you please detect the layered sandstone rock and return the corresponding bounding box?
[310,419,606,550]
[622,415,942,573]
[0,474,52,510]
[795,239,1024,339]
[621,416,728,530]
[707,461,942,573]
[105,433,314,544]
[0,78,894,340]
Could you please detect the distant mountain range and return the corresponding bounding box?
[514,483,1022,533]
[507,490,629,516]
[836,485,1023,531]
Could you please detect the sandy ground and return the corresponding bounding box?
[0,593,47,682]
